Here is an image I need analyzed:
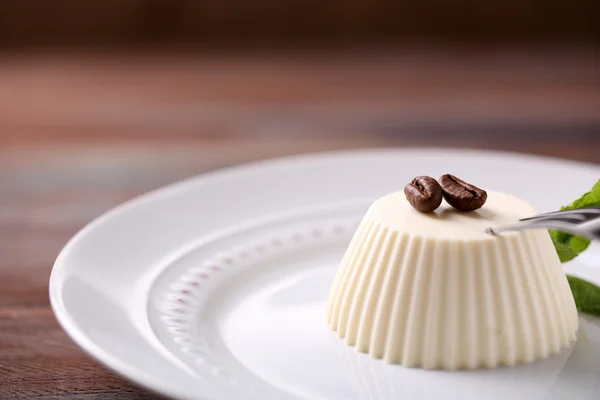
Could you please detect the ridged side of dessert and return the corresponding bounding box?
[326,190,578,370]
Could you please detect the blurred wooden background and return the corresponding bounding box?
[1,50,598,158]
[0,0,598,48]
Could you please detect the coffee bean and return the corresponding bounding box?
[439,174,487,211]
[404,176,443,212]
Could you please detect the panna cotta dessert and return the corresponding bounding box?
[326,181,578,370]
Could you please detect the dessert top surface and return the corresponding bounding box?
[369,190,538,240]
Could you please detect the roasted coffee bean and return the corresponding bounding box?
[404,176,443,212]
[439,174,487,211]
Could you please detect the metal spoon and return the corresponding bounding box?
[485,207,600,240]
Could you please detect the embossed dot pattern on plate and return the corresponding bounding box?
[152,216,358,393]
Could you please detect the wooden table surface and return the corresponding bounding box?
[0,50,599,399]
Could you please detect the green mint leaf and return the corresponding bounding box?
[566,275,600,316]
[549,179,600,316]
[549,179,600,262]
[565,179,600,210]
[550,230,592,263]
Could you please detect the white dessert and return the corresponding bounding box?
[326,190,578,370]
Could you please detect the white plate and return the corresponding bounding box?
[50,148,600,400]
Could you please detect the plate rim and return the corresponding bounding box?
[49,147,600,399]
